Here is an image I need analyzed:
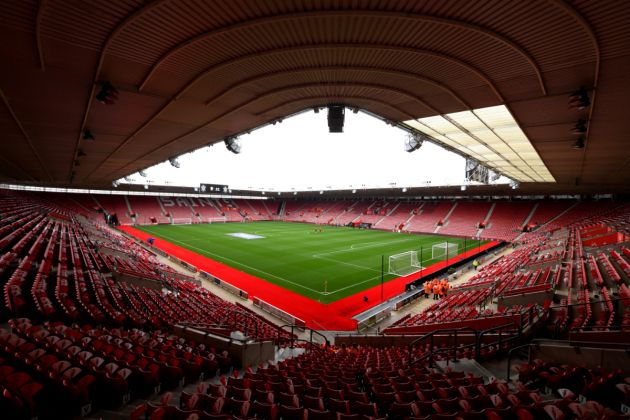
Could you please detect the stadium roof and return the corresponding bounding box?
[0,0,629,195]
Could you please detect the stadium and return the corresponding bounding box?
[1,1,630,419]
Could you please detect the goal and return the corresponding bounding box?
[431,242,458,260]
[172,218,193,225]
[388,251,423,276]
[207,217,227,224]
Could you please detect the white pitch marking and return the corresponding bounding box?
[151,233,325,295]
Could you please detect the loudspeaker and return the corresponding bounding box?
[327,105,345,133]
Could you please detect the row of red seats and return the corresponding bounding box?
[3,318,228,416]
[514,359,629,416]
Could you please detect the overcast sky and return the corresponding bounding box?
[124,110,470,191]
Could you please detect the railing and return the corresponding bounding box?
[277,324,330,350]
[408,327,478,368]
[475,322,520,360]
[408,321,527,369]
[506,342,536,381]
[505,338,630,381]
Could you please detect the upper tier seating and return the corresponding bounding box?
[95,195,134,225]
[439,202,492,238]
[405,202,455,234]
[480,202,536,242]
[0,194,290,342]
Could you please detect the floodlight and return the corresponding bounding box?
[568,87,590,110]
[224,136,241,154]
[404,132,424,153]
[96,82,119,105]
[168,157,180,168]
[573,137,585,149]
[571,119,588,135]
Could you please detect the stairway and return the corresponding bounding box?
[521,202,540,227]
[124,196,135,224]
[156,197,171,223]
[483,202,496,223]
[277,200,286,216]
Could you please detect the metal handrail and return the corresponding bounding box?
[408,327,479,368]
[475,322,520,360]
[277,324,330,349]
[506,342,536,381]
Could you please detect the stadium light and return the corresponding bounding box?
[224,136,241,154]
[461,185,467,191]
[402,187,407,193]
[139,170,147,177]
[96,81,119,105]
[571,119,588,135]
[320,191,324,194]
[404,132,424,153]
[568,87,590,110]
[168,157,180,168]
[112,181,119,188]
[510,180,520,189]
[352,189,356,193]
[573,137,586,149]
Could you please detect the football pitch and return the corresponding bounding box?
[136,221,488,304]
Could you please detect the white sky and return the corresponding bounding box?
[123,111,473,191]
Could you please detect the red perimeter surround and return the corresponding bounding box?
[119,225,499,331]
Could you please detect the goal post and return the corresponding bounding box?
[207,217,227,224]
[388,250,423,276]
[172,218,193,225]
[431,242,458,260]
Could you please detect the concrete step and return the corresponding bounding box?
[435,357,496,380]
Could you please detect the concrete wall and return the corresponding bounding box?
[174,325,275,368]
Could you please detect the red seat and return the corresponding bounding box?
[279,404,305,420]
[328,399,350,415]
[305,408,332,420]
[304,395,325,411]
[351,401,378,418]
[227,397,250,417]
[251,400,278,420]
[346,390,368,403]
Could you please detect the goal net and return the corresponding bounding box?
[431,242,458,260]
[388,251,423,276]
[172,218,193,225]
[207,217,227,224]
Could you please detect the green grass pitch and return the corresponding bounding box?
[137,221,488,304]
